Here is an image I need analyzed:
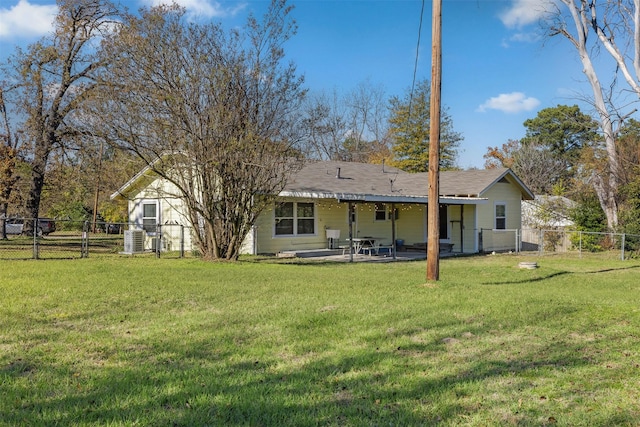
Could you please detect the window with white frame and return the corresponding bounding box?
[142,201,158,234]
[495,203,506,230]
[374,203,398,221]
[275,201,315,236]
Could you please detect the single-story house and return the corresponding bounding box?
[111,160,534,256]
[521,195,576,252]
[522,195,576,229]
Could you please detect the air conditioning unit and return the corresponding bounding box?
[124,230,145,253]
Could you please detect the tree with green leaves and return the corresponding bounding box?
[615,119,640,238]
[388,79,462,172]
[522,105,599,164]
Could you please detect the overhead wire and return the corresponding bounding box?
[408,0,425,119]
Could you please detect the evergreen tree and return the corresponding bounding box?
[388,79,462,172]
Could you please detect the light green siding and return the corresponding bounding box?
[255,198,348,254]
[393,204,426,246]
[126,177,194,253]
[477,179,524,252]
[255,201,432,254]
[447,204,477,254]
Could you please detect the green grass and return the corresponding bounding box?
[1,255,639,426]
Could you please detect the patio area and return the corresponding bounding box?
[275,248,430,262]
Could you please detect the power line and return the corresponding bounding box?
[408,0,425,118]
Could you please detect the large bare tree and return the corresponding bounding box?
[546,0,640,229]
[95,1,305,260]
[301,80,389,162]
[0,0,121,234]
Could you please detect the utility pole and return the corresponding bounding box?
[427,0,442,281]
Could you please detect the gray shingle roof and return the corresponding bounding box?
[280,161,533,202]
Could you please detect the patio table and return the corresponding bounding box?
[346,237,382,255]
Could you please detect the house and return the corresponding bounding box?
[522,195,576,229]
[521,195,576,252]
[111,161,534,256]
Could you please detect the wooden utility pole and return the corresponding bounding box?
[427,0,442,281]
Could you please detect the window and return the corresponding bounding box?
[142,202,158,234]
[374,203,387,221]
[374,203,399,221]
[275,202,315,236]
[495,203,506,230]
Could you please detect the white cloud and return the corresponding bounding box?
[0,0,57,39]
[477,92,540,114]
[141,0,246,19]
[499,0,554,29]
[500,31,541,48]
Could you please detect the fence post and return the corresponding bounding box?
[621,233,626,261]
[537,229,541,255]
[180,225,184,258]
[82,221,89,258]
[33,218,39,260]
[579,231,582,258]
[156,224,161,258]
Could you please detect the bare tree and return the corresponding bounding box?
[484,139,567,194]
[546,0,640,229]
[301,90,349,160]
[94,1,305,260]
[511,141,568,195]
[300,81,389,162]
[0,0,121,234]
[343,79,390,162]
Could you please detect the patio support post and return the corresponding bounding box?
[461,205,464,253]
[391,203,397,260]
[348,202,354,262]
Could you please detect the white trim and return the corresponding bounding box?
[278,190,488,205]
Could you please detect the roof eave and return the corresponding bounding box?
[278,190,488,204]
[480,169,535,200]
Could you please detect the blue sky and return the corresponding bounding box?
[0,0,592,168]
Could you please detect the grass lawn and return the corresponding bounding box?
[1,254,639,426]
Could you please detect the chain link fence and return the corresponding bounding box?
[479,227,640,260]
[521,228,640,260]
[4,219,639,261]
[0,218,197,260]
